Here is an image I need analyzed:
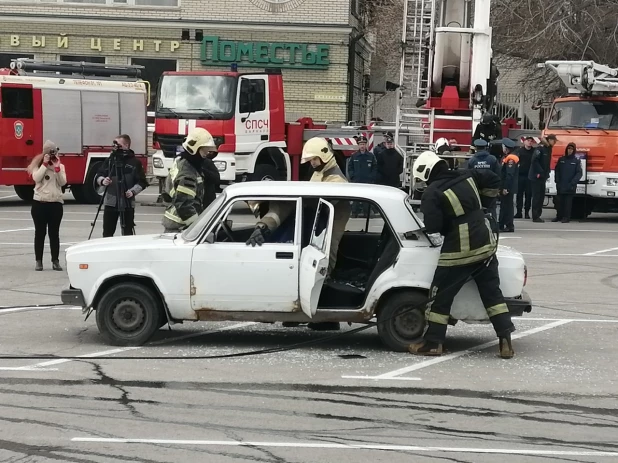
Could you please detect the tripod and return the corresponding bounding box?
[88,151,135,240]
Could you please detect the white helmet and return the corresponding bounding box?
[434,138,450,151]
[412,151,447,182]
[182,127,217,155]
[301,137,333,164]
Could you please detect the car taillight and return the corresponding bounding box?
[523,265,528,287]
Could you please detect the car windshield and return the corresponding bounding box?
[157,75,236,119]
[181,192,227,241]
[548,100,618,130]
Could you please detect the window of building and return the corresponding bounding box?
[59,55,106,64]
[130,58,177,111]
[1,87,34,119]
[0,54,34,70]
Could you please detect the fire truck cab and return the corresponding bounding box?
[0,59,148,204]
[152,68,290,185]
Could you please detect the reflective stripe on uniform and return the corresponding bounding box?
[438,242,497,266]
[164,207,184,224]
[486,303,509,317]
[427,312,450,325]
[467,177,482,207]
[185,213,198,225]
[176,185,196,197]
[480,188,500,197]
[443,188,464,216]
[459,223,470,253]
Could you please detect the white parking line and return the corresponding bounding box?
[0,227,34,233]
[0,306,81,314]
[0,210,164,216]
[69,437,618,457]
[516,228,618,233]
[0,194,18,200]
[584,246,618,256]
[0,322,256,371]
[343,320,571,381]
[0,242,76,246]
[522,252,618,257]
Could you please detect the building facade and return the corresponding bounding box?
[0,0,372,123]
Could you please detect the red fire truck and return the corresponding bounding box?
[0,59,149,203]
[151,68,376,185]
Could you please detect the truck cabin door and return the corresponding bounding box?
[235,75,269,154]
[299,199,335,318]
[0,84,38,160]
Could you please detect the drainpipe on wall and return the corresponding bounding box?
[347,32,365,123]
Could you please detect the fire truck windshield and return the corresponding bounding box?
[157,75,236,119]
[548,100,618,130]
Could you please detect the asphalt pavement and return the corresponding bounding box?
[1,185,617,462]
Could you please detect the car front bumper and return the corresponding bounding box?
[61,286,86,309]
[505,290,532,317]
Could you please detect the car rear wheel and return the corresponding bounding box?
[249,163,281,182]
[96,282,162,346]
[377,291,426,352]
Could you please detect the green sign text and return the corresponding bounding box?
[200,36,330,70]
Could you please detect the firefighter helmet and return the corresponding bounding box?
[434,138,450,151]
[412,151,447,182]
[182,127,217,155]
[301,137,333,164]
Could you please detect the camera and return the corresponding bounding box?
[48,148,58,163]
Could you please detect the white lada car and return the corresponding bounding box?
[61,182,532,351]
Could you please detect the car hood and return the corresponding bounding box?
[66,233,179,258]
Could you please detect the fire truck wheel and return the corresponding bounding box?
[14,185,34,202]
[73,160,104,204]
[249,164,282,182]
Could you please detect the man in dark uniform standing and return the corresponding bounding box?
[515,136,535,219]
[499,138,519,233]
[468,138,500,220]
[472,114,503,144]
[529,134,558,223]
[408,151,516,359]
[375,134,403,188]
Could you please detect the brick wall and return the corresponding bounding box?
[0,0,351,25]
[0,21,353,121]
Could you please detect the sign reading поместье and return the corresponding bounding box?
[200,36,330,69]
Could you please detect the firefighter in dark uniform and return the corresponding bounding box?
[162,128,218,232]
[408,151,516,359]
[472,113,503,144]
[498,138,519,233]
[468,139,500,220]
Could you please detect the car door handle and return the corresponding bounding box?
[276,252,294,259]
[25,140,33,146]
[312,259,317,267]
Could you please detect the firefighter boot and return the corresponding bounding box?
[499,334,515,359]
[408,341,443,356]
[52,260,63,271]
[35,260,43,271]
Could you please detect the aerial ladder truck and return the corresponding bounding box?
[532,60,618,219]
[392,0,500,192]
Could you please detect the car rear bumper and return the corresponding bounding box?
[61,286,86,308]
[505,290,532,317]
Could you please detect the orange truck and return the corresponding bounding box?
[538,61,618,219]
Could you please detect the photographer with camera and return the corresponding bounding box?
[27,141,67,271]
[95,134,148,237]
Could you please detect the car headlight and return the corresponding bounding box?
[214,161,227,171]
[607,178,618,187]
[152,158,164,168]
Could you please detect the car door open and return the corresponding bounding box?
[299,199,335,318]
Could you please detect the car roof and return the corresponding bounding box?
[222,182,423,233]
[223,181,409,202]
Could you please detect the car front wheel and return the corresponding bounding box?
[96,282,163,346]
[377,291,427,352]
